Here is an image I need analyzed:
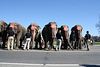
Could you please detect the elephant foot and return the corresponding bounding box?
[44,48,48,51]
[49,48,53,50]
[30,47,33,49]
[15,47,19,49]
[71,48,74,51]
[80,48,82,50]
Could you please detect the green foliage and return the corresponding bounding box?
[93,42,100,45]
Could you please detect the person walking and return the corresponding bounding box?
[7,27,15,50]
[23,29,31,50]
[70,30,76,49]
[85,31,91,51]
[55,28,62,51]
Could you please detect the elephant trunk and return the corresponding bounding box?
[78,31,81,39]
[0,26,1,32]
[31,30,36,47]
[52,29,55,38]
[65,31,68,39]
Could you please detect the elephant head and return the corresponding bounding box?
[61,25,69,39]
[0,20,8,32]
[47,22,57,38]
[28,23,41,39]
[75,25,83,39]
[8,22,21,34]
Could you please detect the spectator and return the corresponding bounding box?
[23,29,31,50]
[7,27,15,50]
[85,31,91,51]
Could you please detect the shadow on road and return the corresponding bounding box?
[80,64,100,67]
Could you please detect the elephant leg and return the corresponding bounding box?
[35,40,38,49]
[79,39,82,50]
[39,40,42,49]
[16,38,20,49]
[30,39,34,49]
[19,40,23,48]
[67,39,73,50]
[2,40,5,48]
[2,36,6,48]
[13,39,16,49]
[44,41,48,50]
[16,31,22,49]
[64,40,67,49]
[49,39,53,50]
[76,41,78,50]
[30,41,33,49]
[30,37,35,49]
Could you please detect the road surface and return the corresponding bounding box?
[0,45,100,67]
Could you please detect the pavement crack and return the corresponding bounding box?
[43,52,48,67]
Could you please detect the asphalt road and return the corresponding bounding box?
[0,45,100,67]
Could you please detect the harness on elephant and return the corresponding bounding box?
[10,24,14,28]
[10,24,20,33]
[77,26,82,31]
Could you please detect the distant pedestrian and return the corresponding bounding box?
[23,29,31,50]
[70,30,76,49]
[56,28,62,51]
[85,31,91,51]
[7,27,15,50]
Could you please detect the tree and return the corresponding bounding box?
[96,14,100,33]
[96,22,100,32]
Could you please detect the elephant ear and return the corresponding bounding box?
[2,21,8,30]
[27,25,31,30]
[4,23,8,29]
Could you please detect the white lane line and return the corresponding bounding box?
[45,64,80,66]
[0,62,43,66]
[0,62,100,66]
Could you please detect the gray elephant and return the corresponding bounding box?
[27,23,42,49]
[71,25,83,50]
[7,22,27,49]
[0,20,8,48]
[42,22,57,50]
[60,25,73,50]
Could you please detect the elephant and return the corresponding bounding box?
[27,23,42,49]
[0,20,8,48]
[71,25,83,50]
[60,25,73,50]
[7,22,27,49]
[42,22,57,50]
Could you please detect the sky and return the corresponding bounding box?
[0,0,100,37]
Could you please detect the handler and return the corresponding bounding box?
[23,29,31,50]
[7,27,15,50]
[56,28,62,51]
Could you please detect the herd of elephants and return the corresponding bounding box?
[0,20,83,50]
